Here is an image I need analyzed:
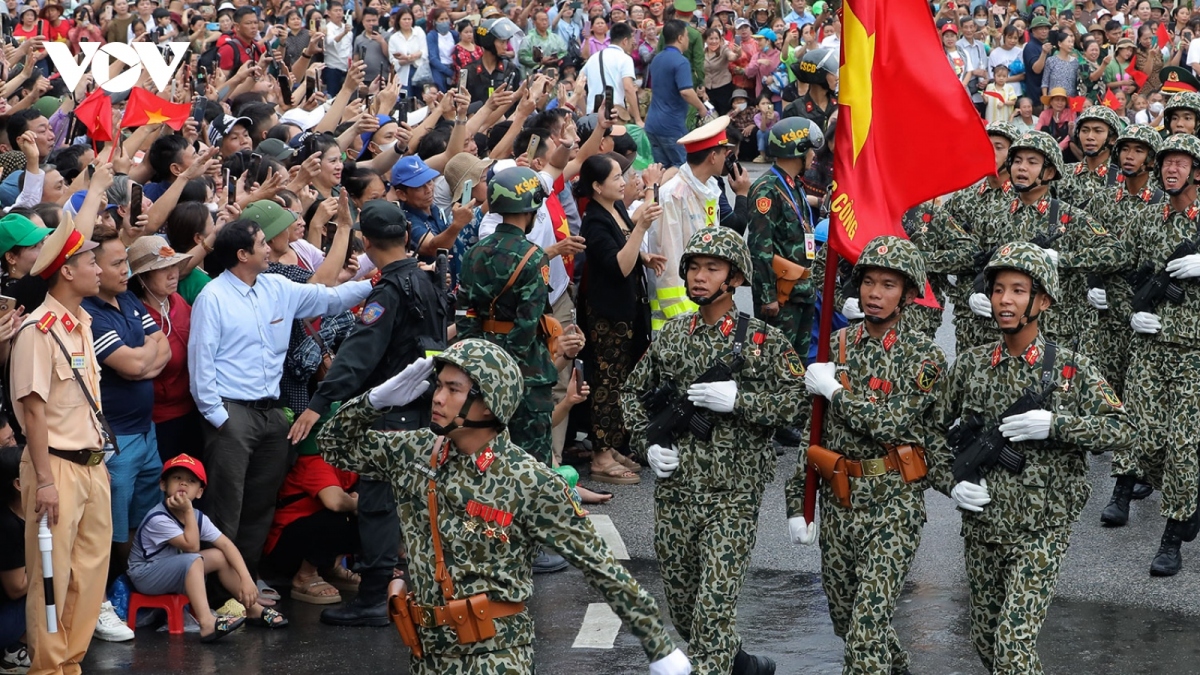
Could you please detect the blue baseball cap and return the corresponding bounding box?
[0,171,21,208]
[390,156,439,189]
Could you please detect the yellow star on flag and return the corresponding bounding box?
[841,0,876,164]
[144,108,172,125]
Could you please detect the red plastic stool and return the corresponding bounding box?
[127,593,190,635]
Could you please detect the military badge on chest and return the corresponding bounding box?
[465,499,514,542]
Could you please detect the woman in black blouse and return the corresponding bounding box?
[576,155,665,484]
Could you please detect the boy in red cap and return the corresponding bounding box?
[126,454,287,642]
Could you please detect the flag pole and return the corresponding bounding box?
[803,246,840,523]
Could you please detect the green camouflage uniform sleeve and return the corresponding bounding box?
[1049,351,1135,453]
[525,472,676,661]
[926,348,976,497]
[619,342,662,463]
[734,323,808,428]
[318,393,426,491]
[915,208,978,275]
[1056,204,1129,272]
[828,340,948,446]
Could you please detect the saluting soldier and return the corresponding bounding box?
[1055,105,1121,207]
[286,200,450,627]
[319,340,691,675]
[785,237,947,675]
[11,182,113,675]
[1099,134,1200,576]
[621,228,806,675]
[746,116,822,447]
[932,243,1132,675]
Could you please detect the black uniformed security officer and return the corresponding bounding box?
[287,199,450,627]
[782,48,838,134]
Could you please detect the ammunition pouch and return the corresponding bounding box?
[807,444,851,508]
[887,444,928,484]
[771,255,811,305]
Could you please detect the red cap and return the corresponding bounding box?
[162,453,207,486]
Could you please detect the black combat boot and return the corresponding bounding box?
[1100,476,1136,526]
[731,648,776,675]
[532,548,568,574]
[320,570,391,627]
[774,426,803,449]
[1150,519,1186,577]
[1131,480,1153,500]
[891,668,913,675]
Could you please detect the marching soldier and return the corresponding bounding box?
[898,203,976,340]
[287,200,450,627]
[932,243,1132,675]
[1099,134,1200,576]
[319,340,691,675]
[1056,105,1121,207]
[943,121,1018,353]
[621,228,806,675]
[964,131,1123,347]
[746,116,822,446]
[785,237,946,675]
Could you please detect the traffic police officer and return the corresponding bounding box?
[782,48,837,134]
[319,340,692,675]
[622,227,806,675]
[933,243,1132,675]
[787,236,946,675]
[1100,134,1200,576]
[1056,105,1121,207]
[288,199,450,627]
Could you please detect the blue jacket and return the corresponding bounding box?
[426,29,460,90]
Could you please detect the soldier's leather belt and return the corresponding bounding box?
[481,319,515,334]
[409,597,525,629]
[49,448,105,466]
[844,454,900,478]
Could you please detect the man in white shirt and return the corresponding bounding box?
[957,16,989,115]
[324,3,355,96]
[581,22,641,125]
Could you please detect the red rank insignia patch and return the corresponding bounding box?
[719,315,734,336]
[1036,199,1050,215]
[1024,344,1040,366]
[60,313,75,333]
[476,447,495,472]
[1009,199,1020,215]
[35,312,56,333]
[990,344,1003,368]
[756,197,772,214]
[882,329,898,352]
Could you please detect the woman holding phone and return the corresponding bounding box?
[388,6,429,96]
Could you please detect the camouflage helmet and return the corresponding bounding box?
[1114,123,1163,164]
[1164,90,1200,122]
[766,117,824,159]
[985,121,1019,144]
[1075,105,1122,138]
[434,339,525,425]
[792,48,837,86]
[1007,131,1066,182]
[679,226,753,285]
[851,236,927,298]
[1155,133,1200,189]
[984,241,1059,303]
[488,166,546,215]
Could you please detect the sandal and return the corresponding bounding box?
[291,577,342,605]
[588,462,641,485]
[247,606,289,629]
[614,454,642,472]
[200,615,245,643]
[255,580,279,607]
[325,564,361,593]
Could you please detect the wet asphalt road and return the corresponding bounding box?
[82,164,1200,673]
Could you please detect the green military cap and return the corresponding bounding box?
[33,96,61,119]
[1160,66,1200,96]
[1008,131,1066,181]
[1114,124,1163,162]
[985,121,1019,144]
[767,117,824,159]
[985,241,1059,303]
[1155,133,1200,191]
[488,166,546,215]
[1029,15,1052,29]
[434,339,525,425]
[242,199,297,241]
[852,235,927,298]
[679,226,753,285]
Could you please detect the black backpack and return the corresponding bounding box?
[197,34,243,76]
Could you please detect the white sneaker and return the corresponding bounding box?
[94,601,135,642]
[0,642,31,674]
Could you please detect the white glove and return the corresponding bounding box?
[1042,248,1059,267]
[367,357,434,409]
[951,479,991,512]
[649,648,692,675]
[841,297,865,319]
[788,516,817,545]
[1166,253,1200,279]
[999,409,1053,442]
[687,381,737,413]
[1130,311,1162,334]
[969,292,993,317]
[1087,287,1108,310]
[647,444,680,479]
[805,362,844,400]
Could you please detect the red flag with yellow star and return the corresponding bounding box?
[120,88,192,131]
[828,0,994,276]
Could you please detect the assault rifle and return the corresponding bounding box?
[1129,236,1200,314]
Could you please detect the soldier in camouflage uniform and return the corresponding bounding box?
[1163,90,1200,137]
[1100,134,1200,577]
[964,131,1124,347]
[898,204,976,340]
[1083,125,1164,399]
[1055,105,1121,207]
[931,243,1133,675]
[784,237,947,675]
[944,122,1019,353]
[621,228,806,675]
[319,340,691,675]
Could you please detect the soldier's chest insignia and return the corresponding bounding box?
[1097,165,1109,177]
[882,329,898,351]
[1189,204,1200,220]
[475,447,495,472]
[1023,344,1040,366]
[467,499,515,540]
[541,265,551,284]
[1009,199,1020,215]
[868,377,893,394]
[915,360,940,392]
[783,349,804,377]
[1087,218,1107,235]
[360,302,386,325]
[1036,198,1050,215]
[1098,379,1123,408]
[756,197,772,214]
[718,315,735,336]
[564,485,586,517]
[990,344,1004,368]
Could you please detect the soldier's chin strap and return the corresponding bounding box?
[429,387,505,435]
[1012,166,1053,193]
[1165,171,1195,196]
[996,289,1045,335]
[690,273,734,306]
[1081,139,1112,159]
[1121,162,1148,178]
